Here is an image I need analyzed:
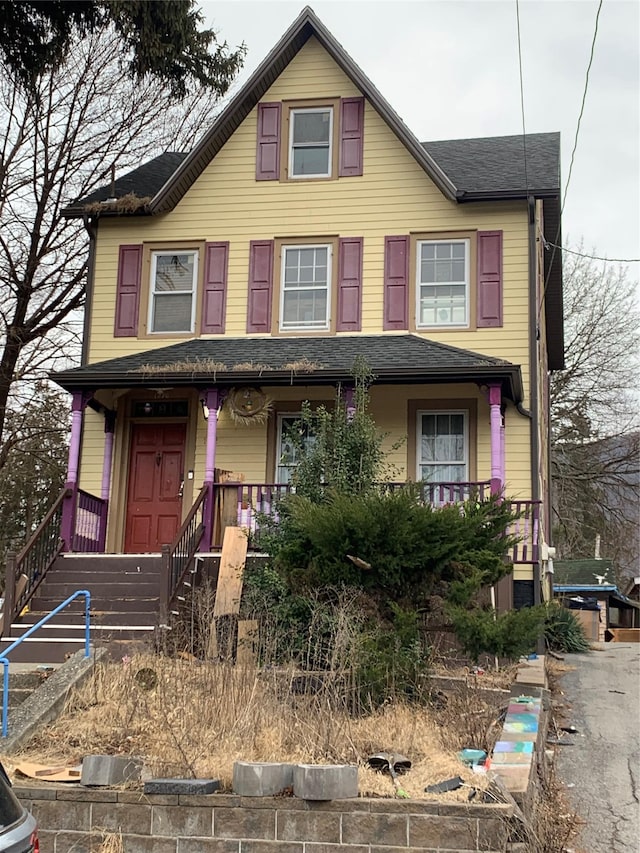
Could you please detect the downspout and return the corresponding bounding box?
[81,215,98,366]
[527,195,541,607]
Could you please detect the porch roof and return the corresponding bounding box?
[52,334,524,401]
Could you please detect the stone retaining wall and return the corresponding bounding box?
[15,787,515,853]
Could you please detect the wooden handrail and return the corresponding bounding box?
[15,487,70,566]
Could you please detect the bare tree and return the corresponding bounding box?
[0,25,237,469]
[550,247,640,577]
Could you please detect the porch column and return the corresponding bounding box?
[60,391,91,551]
[202,388,219,551]
[500,404,506,493]
[488,383,503,495]
[98,410,116,551]
[101,411,116,501]
[343,385,356,421]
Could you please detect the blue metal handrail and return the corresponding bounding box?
[0,589,91,738]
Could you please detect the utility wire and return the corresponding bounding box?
[561,0,603,217]
[539,0,604,322]
[515,0,530,196]
[544,242,639,264]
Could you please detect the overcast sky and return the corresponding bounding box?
[201,0,639,272]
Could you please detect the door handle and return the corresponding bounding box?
[178,480,184,498]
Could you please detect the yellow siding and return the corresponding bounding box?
[79,35,537,578]
[87,37,531,406]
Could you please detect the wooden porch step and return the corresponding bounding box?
[33,580,160,599]
[18,611,159,628]
[48,568,162,584]
[31,595,160,613]
[52,554,164,573]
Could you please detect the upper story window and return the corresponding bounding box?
[417,239,469,327]
[149,251,198,333]
[289,108,333,178]
[280,244,332,331]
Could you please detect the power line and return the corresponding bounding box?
[561,0,603,216]
[544,241,640,264]
[539,0,604,323]
[515,0,529,195]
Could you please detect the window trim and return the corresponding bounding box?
[415,408,469,483]
[266,400,332,481]
[272,236,339,335]
[138,241,204,339]
[416,238,470,329]
[281,98,340,182]
[407,399,477,483]
[148,249,199,335]
[409,230,477,332]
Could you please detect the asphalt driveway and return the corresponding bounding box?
[556,643,640,853]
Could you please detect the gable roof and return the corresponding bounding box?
[52,333,524,401]
[62,6,561,218]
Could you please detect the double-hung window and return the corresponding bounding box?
[149,251,198,333]
[417,239,469,327]
[280,244,331,331]
[276,414,316,484]
[289,107,333,178]
[418,410,468,483]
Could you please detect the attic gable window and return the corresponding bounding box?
[289,107,333,178]
[149,251,198,333]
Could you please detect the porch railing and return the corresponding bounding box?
[73,489,108,553]
[159,485,208,626]
[508,500,541,564]
[2,487,69,634]
[211,481,541,566]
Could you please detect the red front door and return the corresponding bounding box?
[124,423,186,553]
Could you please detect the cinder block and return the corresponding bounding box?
[293,764,358,800]
[144,778,220,795]
[233,761,294,796]
[80,754,142,787]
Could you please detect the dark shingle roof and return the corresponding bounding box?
[423,133,560,198]
[64,133,560,214]
[52,334,524,400]
[76,152,188,209]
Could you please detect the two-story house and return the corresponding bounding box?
[2,7,563,660]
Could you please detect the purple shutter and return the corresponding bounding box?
[337,237,363,331]
[256,102,281,181]
[247,240,274,333]
[477,230,503,327]
[114,244,142,337]
[383,236,409,330]
[339,97,364,177]
[201,242,229,334]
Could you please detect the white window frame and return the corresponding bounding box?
[279,243,332,332]
[416,238,470,328]
[289,107,333,179]
[148,250,198,334]
[416,409,469,483]
[276,412,315,484]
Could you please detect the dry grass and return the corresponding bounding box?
[7,655,496,801]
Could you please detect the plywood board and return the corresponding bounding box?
[213,527,248,617]
[237,620,258,667]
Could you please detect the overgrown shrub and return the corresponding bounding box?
[544,602,591,652]
[262,488,519,607]
[447,604,546,662]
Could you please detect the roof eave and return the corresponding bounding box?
[149,7,457,214]
[456,188,559,202]
[53,363,522,402]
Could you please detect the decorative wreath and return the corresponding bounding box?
[226,386,272,426]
